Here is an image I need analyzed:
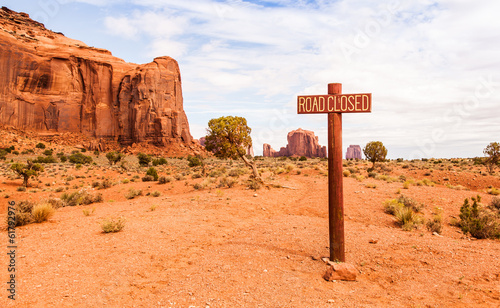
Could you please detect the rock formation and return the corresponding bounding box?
[263,128,326,158]
[346,145,362,159]
[0,7,193,150]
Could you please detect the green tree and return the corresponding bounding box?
[205,116,260,180]
[484,142,500,173]
[363,141,388,169]
[11,160,45,187]
[106,151,124,165]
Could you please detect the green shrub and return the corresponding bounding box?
[137,153,151,166]
[187,155,203,167]
[33,156,57,164]
[146,167,159,181]
[68,152,92,164]
[101,217,125,233]
[36,142,46,149]
[60,155,67,162]
[299,156,307,161]
[43,149,53,156]
[459,195,500,239]
[106,151,124,165]
[487,187,500,195]
[152,157,167,166]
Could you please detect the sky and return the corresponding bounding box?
[3,0,500,158]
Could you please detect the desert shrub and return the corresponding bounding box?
[17,186,26,192]
[146,167,159,181]
[142,175,154,182]
[33,156,57,164]
[192,173,203,179]
[218,177,237,188]
[368,171,377,178]
[101,217,125,233]
[247,178,261,190]
[342,170,350,177]
[459,195,500,239]
[299,156,307,161]
[106,151,124,165]
[151,190,161,197]
[125,188,142,199]
[59,155,67,162]
[8,201,35,226]
[487,187,500,195]
[427,210,443,234]
[11,150,19,155]
[92,178,112,190]
[152,157,167,166]
[173,173,185,181]
[187,155,203,167]
[31,203,55,223]
[43,149,53,156]
[36,142,46,149]
[490,197,500,211]
[68,152,92,164]
[228,168,245,177]
[137,153,152,166]
[394,206,421,231]
[0,150,7,160]
[193,183,204,190]
[158,176,172,184]
[82,207,96,216]
[61,189,103,206]
[397,195,422,212]
[384,199,403,215]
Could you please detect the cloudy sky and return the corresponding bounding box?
[4,0,500,158]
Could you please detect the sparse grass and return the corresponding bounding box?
[215,189,224,197]
[384,196,424,231]
[82,207,96,216]
[101,217,126,233]
[427,207,443,234]
[149,204,158,211]
[31,203,55,223]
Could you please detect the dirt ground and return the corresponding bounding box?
[1,136,500,307]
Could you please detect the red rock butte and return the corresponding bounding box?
[0,7,194,151]
[346,145,362,159]
[263,128,326,158]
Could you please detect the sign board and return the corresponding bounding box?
[297,93,372,114]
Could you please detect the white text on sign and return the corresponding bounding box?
[297,94,372,114]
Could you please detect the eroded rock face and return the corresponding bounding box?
[0,7,192,148]
[346,145,362,159]
[263,128,326,158]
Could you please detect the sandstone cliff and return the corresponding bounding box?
[263,128,326,158]
[0,7,193,150]
[346,145,362,159]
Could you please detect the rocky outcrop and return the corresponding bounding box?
[346,145,362,159]
[263,128,326,158]
[0,7,193,149]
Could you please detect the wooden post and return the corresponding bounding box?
[327,83,345,262]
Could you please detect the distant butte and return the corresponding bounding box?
[0,7,197,154]
[263,128,326,158]
[346,145,362,159]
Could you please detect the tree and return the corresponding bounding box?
[484,142,500,173]
[11,160,45,187]
[363,141,387,169]
[205,116,260,180]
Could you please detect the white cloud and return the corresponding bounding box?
[72,0,500,157]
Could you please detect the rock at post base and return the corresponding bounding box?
[323,263,357,281]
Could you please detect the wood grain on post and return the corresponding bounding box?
[327,83,345,262]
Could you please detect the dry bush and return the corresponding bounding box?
[125,188,142,200]
[101,217,125,233]
[61,189,103,206]
[31,203,55,223]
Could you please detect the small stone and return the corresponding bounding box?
[253,194,258,197]
[321,257,330,264]
[323,263,357,281]
[327,299,335,303]
[369,239,378,244]
[432,232,442,237]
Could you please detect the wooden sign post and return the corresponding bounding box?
[297,83,372,262]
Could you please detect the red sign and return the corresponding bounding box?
[297,93,372,114]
